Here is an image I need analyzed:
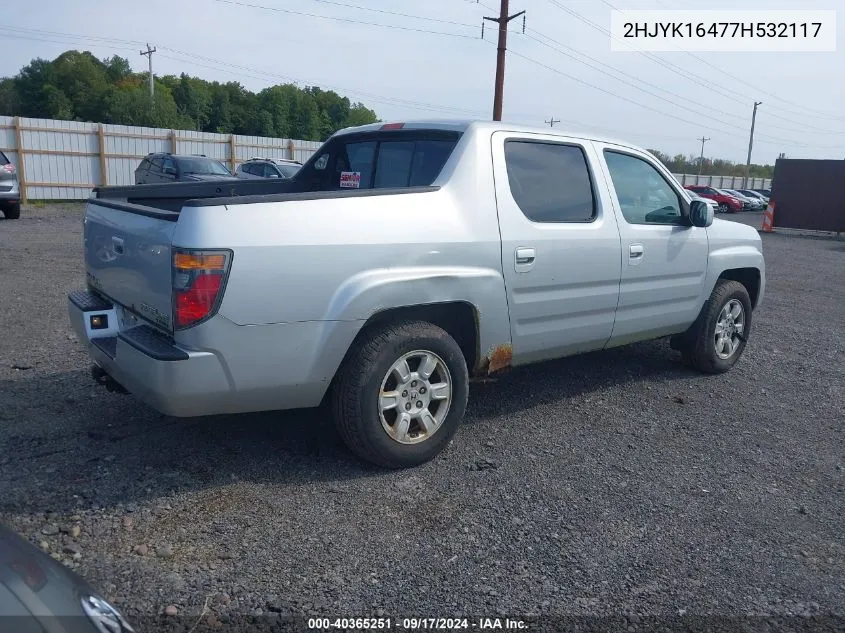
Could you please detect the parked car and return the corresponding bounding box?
[0,150,21,219]
[687,189,719,215]
[134,153,235,184]
[0,523,136,631]
[69,120,764,468]
[723,188,764,211]
[236,157,302,180]
[736,189,769,205]
[684,185,744,213]
[753,188,772,198]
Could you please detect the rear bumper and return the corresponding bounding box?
[68,290,232,417]
[0,180,19,201]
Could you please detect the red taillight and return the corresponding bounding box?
[380,122,405,130]
[1,164,14,173]
[172,249,231,329]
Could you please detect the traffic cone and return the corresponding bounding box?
[761,201,775,232]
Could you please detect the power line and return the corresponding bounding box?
[209,0,479,39]
[580,0,845,129]
[520,29,844,137]
[638,0,845,123]
[505,47,843,150]
[304,0,479,29]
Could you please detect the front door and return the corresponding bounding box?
[595,144,710,347]
[491,131,622,365]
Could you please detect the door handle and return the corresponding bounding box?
[629,243,643,259]
[112,236,125,255]
[515,247,536,265]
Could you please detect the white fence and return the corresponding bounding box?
[0,115,774,200]
[0,116,323,200]
[672,173,773,190]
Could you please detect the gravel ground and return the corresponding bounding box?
[1,204,843,630]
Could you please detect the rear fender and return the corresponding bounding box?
[324,266,512,369]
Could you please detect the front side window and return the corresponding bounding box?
[504,140,596,223]
[604,150,685,225]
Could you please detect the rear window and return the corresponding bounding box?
[177,157,231,176]
[297,131,460,192]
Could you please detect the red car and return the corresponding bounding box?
[684,185,744,214]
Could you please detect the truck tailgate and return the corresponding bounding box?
[84,199,178,331]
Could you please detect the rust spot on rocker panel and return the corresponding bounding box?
[485,343,512,375]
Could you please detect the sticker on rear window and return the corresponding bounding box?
[340,171,361,188]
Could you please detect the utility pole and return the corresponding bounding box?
[697,136,710,176]
[483,0,525,121]
[744,101,762,187]
[140,44,157,100]
[545,117,560,127]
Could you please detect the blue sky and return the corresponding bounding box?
[1,0,842,163]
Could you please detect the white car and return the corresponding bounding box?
[687,190,720,214]
[235,157,302,180]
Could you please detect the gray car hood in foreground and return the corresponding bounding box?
[0,524,123,632]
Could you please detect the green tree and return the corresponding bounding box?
[0,47,385,139]
[344,102,378,128]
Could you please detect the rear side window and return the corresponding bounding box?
[504,140,596,223]
[149,157,163,173]
[298,131,460,192]
[0,151,9,165]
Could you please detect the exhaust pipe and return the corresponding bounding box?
[90,365,129,394]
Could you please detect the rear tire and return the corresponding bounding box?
[2,202,20,219]
[332,320,469,469]
[682,280,752,374]
[717,203,729,214]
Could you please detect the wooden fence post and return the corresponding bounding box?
[169,130,177,154]
[229,134,237,172]
[288,139,296,161]
[97,124,108,187]
[13,116,27,203]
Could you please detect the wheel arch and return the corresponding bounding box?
[717,267,762,308]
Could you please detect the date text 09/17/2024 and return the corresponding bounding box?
[307,617,529,630]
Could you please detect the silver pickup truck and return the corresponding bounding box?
[68,120,765,468]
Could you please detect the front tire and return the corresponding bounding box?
[682,280,752,374]
[2,202,20,219]
[332,320,469,468]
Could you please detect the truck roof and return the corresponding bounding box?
[333,119,633,148]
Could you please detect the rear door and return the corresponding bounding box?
[595,143,709,346]
[491,131,622,365]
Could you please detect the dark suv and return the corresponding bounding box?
[134,153,235,184]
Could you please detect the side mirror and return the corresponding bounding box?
[689,200,714,228]
[163,166,177,176]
